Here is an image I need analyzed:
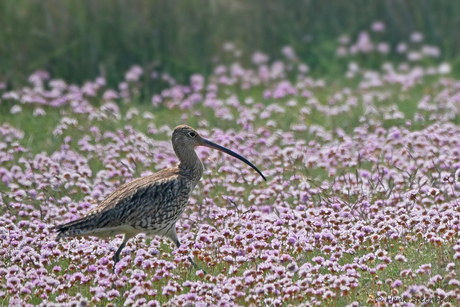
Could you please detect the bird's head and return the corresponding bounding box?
[172,125,266,181]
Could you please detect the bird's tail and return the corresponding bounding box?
[51,216,98,241]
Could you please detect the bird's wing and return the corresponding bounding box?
[54,167,186,236]
[90,167,181,215]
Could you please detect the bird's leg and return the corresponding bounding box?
[168,226,207,274]
[187,255,200,270]
[113,241,126,266]
[112,234,133,274]
[174,239,207,275]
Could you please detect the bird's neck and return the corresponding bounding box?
[174,146,204,180]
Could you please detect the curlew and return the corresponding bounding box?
[53,125,266,271]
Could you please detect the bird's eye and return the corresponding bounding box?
[188,131,197,138]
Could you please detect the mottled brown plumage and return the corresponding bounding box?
[53,125,266,270]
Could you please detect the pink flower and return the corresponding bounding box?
[281,46,297,60]
[410,32,423,43]
[356,31,373,53]
[377,42,389,54]
[10,105,22,114]
[371,21,386,32]
[252,51,269,65]
[396,42,408,53]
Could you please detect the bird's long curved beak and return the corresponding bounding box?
[201,138,266,181]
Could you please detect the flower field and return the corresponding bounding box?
[1,24,460,306]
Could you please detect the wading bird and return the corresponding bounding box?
[53,125,266,271]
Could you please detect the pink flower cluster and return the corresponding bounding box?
[1,24,459,306]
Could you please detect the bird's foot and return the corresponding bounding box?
[188,256,207,275]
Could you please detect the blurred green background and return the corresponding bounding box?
[1,0,459,89]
